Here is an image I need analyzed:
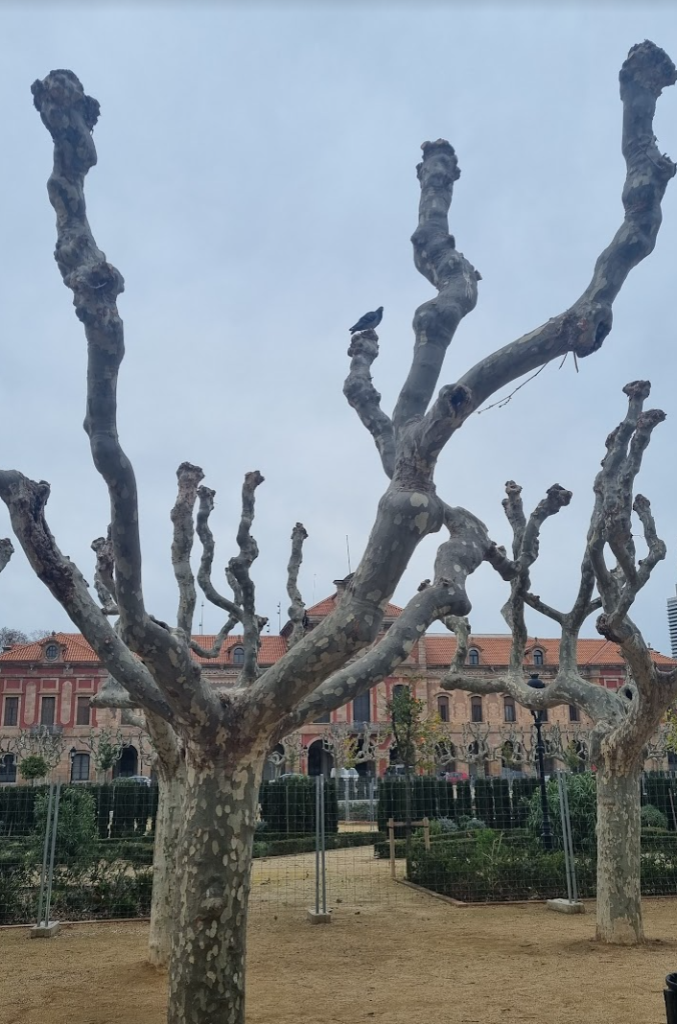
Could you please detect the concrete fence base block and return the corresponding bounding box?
[546,898,585,915]
[30,921,61,938]
[306,910,332,925]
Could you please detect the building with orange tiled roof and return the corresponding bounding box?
[0,578,675,784]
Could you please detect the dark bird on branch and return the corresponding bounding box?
[349,306,383,334]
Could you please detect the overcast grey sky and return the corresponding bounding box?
[1,1,677,654]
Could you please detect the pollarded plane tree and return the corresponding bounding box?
[441,381,674,945]
[0,41,674,1023]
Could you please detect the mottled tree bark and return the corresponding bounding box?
[149,764,186,968]
[167,751,263,1024]
[595,766,643,944]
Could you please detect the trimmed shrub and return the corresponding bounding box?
[642,804,668,830]
[258,777,338,836]
[31,786,98,866]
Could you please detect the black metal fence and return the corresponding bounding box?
[4,771,677,926]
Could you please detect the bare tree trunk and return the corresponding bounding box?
[595,765,644,945]
[148,765,186,968]
[167,753,263,1024]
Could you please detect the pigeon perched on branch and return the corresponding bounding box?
[349,306,383,334]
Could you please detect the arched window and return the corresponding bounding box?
[468,649,480,666]
[113,745,138,779]
[0,753,16,784]
[533,649,544,666]
[392,684,408,700]
[437,695,450,723]
[70,752,90,782]
[232,646,245,667]
[470,696,483,723]
[504,697,516,723]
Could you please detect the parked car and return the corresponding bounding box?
[384,764,409,777]
[278,773,305,780]
[115,775,152,786]
[330,767,359,780]
[439,771,469,783]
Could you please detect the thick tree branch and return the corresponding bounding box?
[227,471,265,684]
[31,70,213,723]
[271,509,496,736]
[188,617,238,660]
[286,523,308,648]
[393,140,480,432]
[196,486,242,622]
[424,41,676,451]
[32,70,145,633]
[91,530,118,615]
[500,481,572,668]
[0,470,172,721]
[442,660,619,724]
[343,331,395,477]
[591,382,667,646]
[0,538,13,574]
[171,462,204,636]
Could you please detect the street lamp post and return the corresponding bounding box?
[528,673,554,852]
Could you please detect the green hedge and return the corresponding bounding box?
[0,782,158,840]
[377,776,542,833]
[377,777,456,834]
[259,777,338,836]
[406,828,677,903]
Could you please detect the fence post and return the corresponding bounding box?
[665,973,677,1024]
[388,817,396,879]
[32,781,61,938]
[314,774,320,914]
[423,816,431,852]
[307,774,330,924]
[35,783,54,927]
[545,772,583,915]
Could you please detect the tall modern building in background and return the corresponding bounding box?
[668,587,677,659]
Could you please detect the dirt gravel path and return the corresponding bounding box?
[3,847,677,1024]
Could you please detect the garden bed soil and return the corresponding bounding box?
[3,893,677,1023]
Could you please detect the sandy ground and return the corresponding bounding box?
[3,846,677,1024]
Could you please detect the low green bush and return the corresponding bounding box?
[406,826,677,903]
[641,804,668,830]
[338,800,374,822]
[408,830,593,902]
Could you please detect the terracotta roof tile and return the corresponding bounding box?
[2,630,673,673]
[424,634,675,669]
[0,633,100,664]
[190,636,287,665]
[0,632,287,666]
[305,595,403,618]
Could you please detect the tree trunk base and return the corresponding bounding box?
[595,767,644,945]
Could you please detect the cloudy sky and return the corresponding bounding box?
[1,1,677,655]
